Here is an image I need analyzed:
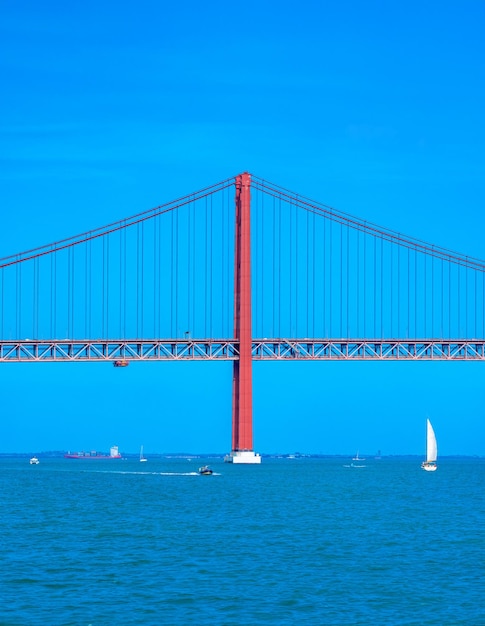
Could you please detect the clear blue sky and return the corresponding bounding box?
[1,0,484,455]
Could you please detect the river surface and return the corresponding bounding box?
[1,456,483,625]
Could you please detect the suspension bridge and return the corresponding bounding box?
[1,173,484,462]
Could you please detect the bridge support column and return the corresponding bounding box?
[224,172,261,465]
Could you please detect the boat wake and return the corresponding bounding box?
[81,470,220,476]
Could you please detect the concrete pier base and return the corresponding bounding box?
[224,450,262,464]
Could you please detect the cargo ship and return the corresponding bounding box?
[64,445,122,459]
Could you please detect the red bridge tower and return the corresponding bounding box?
[224,173,261,464]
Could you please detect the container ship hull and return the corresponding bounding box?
[64,445,121,459]
[64,453,122,459]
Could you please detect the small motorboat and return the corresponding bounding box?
[198,465,213,475]
[30,457,39,465]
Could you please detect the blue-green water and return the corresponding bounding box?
[1,457,483,625]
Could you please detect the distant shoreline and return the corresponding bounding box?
[0,452,483,459]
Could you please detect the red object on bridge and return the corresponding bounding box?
[113,359,129,367]
[232,172,253,452]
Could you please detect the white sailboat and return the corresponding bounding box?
[139,445,147,462]
[421,419,438,472]
[345,450,366,467]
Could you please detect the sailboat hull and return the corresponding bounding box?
[421,462,437,472]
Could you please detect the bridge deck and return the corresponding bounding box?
[1,339,484,362]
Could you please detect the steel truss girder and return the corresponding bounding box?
[0,340,239,362]
[251,339,485,360]
[0,339,484,363]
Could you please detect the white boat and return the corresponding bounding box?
[29,457,39,465]
[139,445,147,462]
[421,418,438,472]
[352,450,365,461]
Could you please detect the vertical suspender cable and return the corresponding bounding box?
[347,225,350,337]
[431,249,434,337]
[340,223,343,337]
[101,235,106,338]
[304,203,308,336]
[88,238,92,339]
[415,248,417,339]
[390,241,393,337]
[448,258,451,338]
[424,252,427,337]
[303,199,307,336]
[140,223,143,338]
[374,236,377,338]
[187,201,191,337]
[441,258,444,338]
[254,190,258,337]
[457,263,460,336]
[120,227,123,337]
[273,196,276,337]
[221,191,225,337]
[171,212,174,337]
[50,249,54,337]
[209,194,213,338]
[295,197,299,336]
[312,208,315,338]
[107,234,110,338]
[278,197,281,338]
[323,215,326,336]
[19,258,21,337]
[0,268,3,339]
[153,210,157,338]
[288,200,293,337]
[465,261,468,337]
[136,224,139,337]
[227,187,231,338]
[262,192,265,338]
[86,237,90,338]
[407,247,410,339]
[205,197,208,337]
[68,247,71,338]
[192,199,196,336]
[124,226,127,338]
[473,265,476,338]
[32,257,36,338]
[329,216,332,337]
[229,186,232,338]
[72,245,75,338]
[397,241,399,337]
[53,249,57,338]
[363,226,366,337]
[175,208,179,337]
[36,257,40,338]
[381,238,384,337]
[158,215,161,338]
[356,230,359,337]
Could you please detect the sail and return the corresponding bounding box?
[426,419,437,463]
